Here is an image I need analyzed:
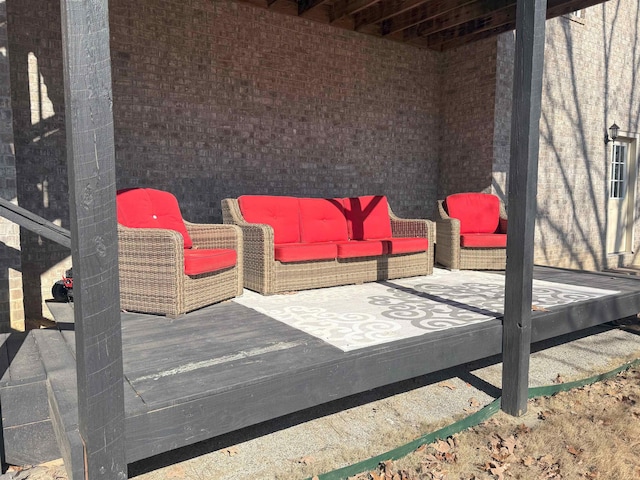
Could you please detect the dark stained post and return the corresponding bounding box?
[502,0,547,416]
[60,0,127,478]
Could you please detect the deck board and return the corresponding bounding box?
[33,267,640,471]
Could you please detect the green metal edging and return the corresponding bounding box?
[309,358,640,480]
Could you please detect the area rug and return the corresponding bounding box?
[233,269,619,352]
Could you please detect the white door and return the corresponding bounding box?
[606,140,635,254]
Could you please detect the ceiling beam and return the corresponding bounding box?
[234,0,609,50]
[331,0,381,22]
[380,0,478,36]
[299,0,331,16]
[418,3,516,48]
[400,0,512,41]
[420,21,514,49]
[353,0,431,31]
[546,0,610,19]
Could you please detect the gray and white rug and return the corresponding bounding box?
[234,269,618,352]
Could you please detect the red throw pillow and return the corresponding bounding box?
[342,195,393,240]
[116,188,193,249]
[445,193,500,235]
[238,195,301,245]
[298,198,349,243]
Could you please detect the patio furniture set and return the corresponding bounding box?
[116,188,508,316]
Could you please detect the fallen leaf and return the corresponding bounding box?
[469,397,481,408]
[299,455,315,465]
[522,455,536,466]
[554,374,565,384]
[538,454,555,465]
[489,461,508,480]
[532,304,548,311]
[501,435,518,454]
[538,410,553,420]
[222,446,239,457]
[432,439,451,453]
[440,381,457,390]
[567,445,583,456]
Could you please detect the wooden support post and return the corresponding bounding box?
[60,0,127,478]
[502,0,547,416]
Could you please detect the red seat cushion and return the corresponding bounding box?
[445,193,500,234]
[336,240,384,259]
[116,188,193,249]
[183,249,237,276]
[342,195,393,240]
[382,237,429,255]
[274,243,338,263]
[460,234,507,248]
[298,198,349,243]
[238,195,301,245]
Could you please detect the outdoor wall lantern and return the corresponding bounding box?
[604,123,620,145]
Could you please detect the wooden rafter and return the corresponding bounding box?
[408,3,516,46]
[331,0,381,23]
[353,0,430,31]
[299,0,332,16]
[381,0,478,36]
[236,0,609,50]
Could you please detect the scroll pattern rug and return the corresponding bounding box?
[234,269,618,352]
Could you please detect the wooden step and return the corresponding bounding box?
[0,331,60,466]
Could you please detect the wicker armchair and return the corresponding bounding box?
[436,193,507,270]
[116,188,243,317]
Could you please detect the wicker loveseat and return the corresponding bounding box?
[116,188,243,317]
[435,192,508,270]
[222,195,434,295]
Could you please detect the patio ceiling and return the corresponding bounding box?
[239,0,608,50]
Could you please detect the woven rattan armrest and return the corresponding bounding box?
[118,225,184,253]
[388,208,435,241]
[436,200,461,238]
[185,221,242,251]
[117,225,184,281]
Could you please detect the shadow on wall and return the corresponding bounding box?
[9,14,71,322]
[0,243,22,333]
[528,2,638,271]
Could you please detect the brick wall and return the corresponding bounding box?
[7,0,71,321]
[7,0,440,318]
[438,37,498,199]
[491,32,515,203]
[6,0,638,318]
[533,1,640,270]
[110,0,441,221]
[0,0,23,331]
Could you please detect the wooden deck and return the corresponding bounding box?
[2,266,640,479]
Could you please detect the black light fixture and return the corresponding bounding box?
[604,123,620,145]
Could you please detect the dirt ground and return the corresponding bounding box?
[348,365,640,480]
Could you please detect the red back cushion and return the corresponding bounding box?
[238,195,301,244]
[116,188,193,249]
[298,198,349,243]
[342,195,393,240]
[445,193,500,234]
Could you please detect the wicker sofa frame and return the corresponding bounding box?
[435,199,507,270]
[222,197,434,295]
[118,221,243,317]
